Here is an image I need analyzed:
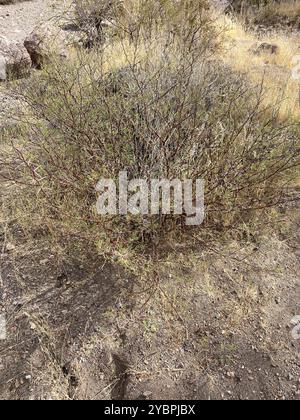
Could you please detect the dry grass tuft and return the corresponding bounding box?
[219,14,300,120]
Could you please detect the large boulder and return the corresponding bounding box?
[24,23,68,69]
[0,36,31,81]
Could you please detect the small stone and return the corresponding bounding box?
[0,37,31,81]
[142,391,153,398]
[251,42,279,56]
[6,243,15,252]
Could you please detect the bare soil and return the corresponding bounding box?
[0,191,299,400]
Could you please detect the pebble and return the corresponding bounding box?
[6,243,15,252]
[142,391,153,398]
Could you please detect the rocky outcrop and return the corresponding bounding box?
[250,42,279,56]
[24,23,68,69]
[0,36,31,81]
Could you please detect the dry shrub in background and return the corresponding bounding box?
[72,0,214,47]
[253,0,300,28]
[230,0,300,28]
[73,0,123,47]
[0,0,299,252]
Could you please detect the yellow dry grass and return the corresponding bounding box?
[273,0,300,17]
[255,0,300,20]
[218,14,300,120]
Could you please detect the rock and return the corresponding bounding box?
[251,42,279,56]
[5,243,15,252]
[24,23,68,69]
[0,36,31,81]
[291,315,300,326]
[142,391,153,398]
[29,322,36,331]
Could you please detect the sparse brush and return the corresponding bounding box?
[253,0,300,28]
[73,0,124,47]
[72,0,214,48]
[230,0,300,29]
[0,0,299,252]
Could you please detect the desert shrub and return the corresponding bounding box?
[1,0,299,250]
[72,0,214,48]
[229,0,282,12]
[253,0,300,28]
[73,0,123,47]
[229,0,300,28]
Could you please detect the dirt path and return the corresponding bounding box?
[0,0,62,43]
[0,0,68,128]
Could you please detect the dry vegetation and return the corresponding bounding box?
[220,15,300,119]
[0,0,300,401]
[248,0,300,28]
[1,0,299,255]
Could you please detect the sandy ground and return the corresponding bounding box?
[0,0,69,128]
[0,203,299,400]
[0,0,63,43]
